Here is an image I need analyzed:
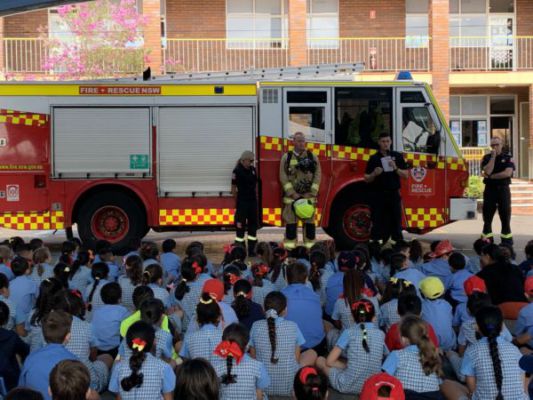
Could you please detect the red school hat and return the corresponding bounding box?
[463,275,487,296]
[525,276,533,296]
[202,279,224,302]
[360,373,405,400]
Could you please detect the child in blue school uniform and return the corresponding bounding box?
[328,269,380,349]
[282,262,326,355]
[180,292,222,360]
[448,291,512,382]
[0,245,15,281]
[269,247,289,291]
[419,276,456,352]
[29,247,53,284]
[160,239,181,283]
[9,257,39,330]
[249,291,316,397]
[444,252,473,307]
[392,253,426,292]
[231,279,264,330]
[119,254,143,312]
[26,278,64,351]
[67,250,93,294]
[0,273,16,330]
[185,241,215,276]
[98,246,120,282]
[173,258,210,331]
[119,298,175,366]
[325,251,357,317]
[250,262,275,309]
[84,262,110,318]
[420,240,454,283]
[19,310,78,400]
[0,301,29,391]
[142,263,171,310]
[52,290,112,394]
[308,250,330,306]
[459,306,529,400]
[382,315,444,399]
[109,321,176,400]
[293,366,329,400]
[379,277,416,332]
[222,265,242,306]
[91,282,130,359]
[513,275,533,349]
[317,299,388,395]
[213,323,270,400]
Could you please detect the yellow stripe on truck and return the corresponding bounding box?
[0,84,257,97]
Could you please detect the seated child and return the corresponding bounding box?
[0,300,29,390]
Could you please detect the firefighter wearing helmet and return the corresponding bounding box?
[279,132,321,250]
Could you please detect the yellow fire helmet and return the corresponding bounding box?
[293,199,315,220]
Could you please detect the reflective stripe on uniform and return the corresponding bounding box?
[283,182,294,191]
[311,183,319,191]
[235,237,245,242]
[247,235,257,241]
[501,233,513,239]
[283,197,294,205]
[283,239,296,250]
[481,233,494,238]
[303,240,315,249]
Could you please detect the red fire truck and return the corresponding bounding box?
[0,65,476,249]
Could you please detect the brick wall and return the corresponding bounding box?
[166,0,225,38]
[4,9,48,37]
[430,0,450,122]
[516,0,533,36]
[289,0,307,65]
[340,0,405,37]
[143,0,162,73]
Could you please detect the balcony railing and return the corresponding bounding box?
[450,36,533,71]
[307,37,431,71]
[461,146,489,177]
[3,38,48,73]
[164,38,290,73]
[5,36,533,76]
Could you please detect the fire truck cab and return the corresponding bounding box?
[0,66,476,249]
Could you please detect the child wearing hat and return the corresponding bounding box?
[513,276,533,350]
[453,275,487,328]
[360,373,405,400]
[420,276,456,351]
[420,240,454,283]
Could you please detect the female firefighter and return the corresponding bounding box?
[231,150,259,256]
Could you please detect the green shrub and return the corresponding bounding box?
[465,175,484,199]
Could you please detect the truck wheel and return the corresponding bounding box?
[77,191,147,250]
[328,195,372,250]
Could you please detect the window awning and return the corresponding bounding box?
[0,1,92,16]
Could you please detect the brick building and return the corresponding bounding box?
[1,0,533,178]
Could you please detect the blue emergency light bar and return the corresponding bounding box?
[396,71,414,80]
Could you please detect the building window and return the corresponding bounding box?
[226,0,288,49]
[48,9,76,43]
[405,0,429,48]
[450,94,515,149]
[334,87,393,148]
[449,0,515,47]
[307,0,339,49]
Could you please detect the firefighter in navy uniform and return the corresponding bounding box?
[481,136,515,245]
[232,150,259,256]
[279,132,321,250]
[364,132,409,245]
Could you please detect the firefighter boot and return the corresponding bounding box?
[500,233,514,246]
[284,224,297,250]
[303,223,316,249]
[247,237,257,257]
[481,233,494,244]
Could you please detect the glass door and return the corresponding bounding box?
[489,15,514,70]
[490,115,513,153]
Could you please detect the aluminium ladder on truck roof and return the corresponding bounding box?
[91,63,366,84]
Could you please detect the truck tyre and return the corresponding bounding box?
[327,193,372,250]
[77,191,147,251]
